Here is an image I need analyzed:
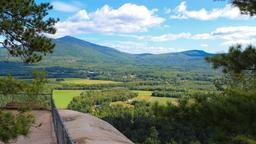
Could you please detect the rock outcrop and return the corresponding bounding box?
[59,110,133,144]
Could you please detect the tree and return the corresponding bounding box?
[205,45,256,75]
[0,0,58,63]
[205,45,256,90]
[0,76,27,105]
[0,111,34,144]
[0,1,57,143]
[232,0,256,16]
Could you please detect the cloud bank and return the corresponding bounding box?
[54,3,165,37]
[136,26,256,46]
[170,1,252,20]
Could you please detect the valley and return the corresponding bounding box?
[0,36,220,144]
[1,1,256,144]
[0,36,214,78]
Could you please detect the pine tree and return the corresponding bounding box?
[232,0,256,16]
[0,0,58,63]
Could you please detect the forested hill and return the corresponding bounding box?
[0,36,213,75]
[51,36,136,64]
[47,36,212,68]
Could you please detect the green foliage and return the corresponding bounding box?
[0,70,49,108]
[232,0,256,16]
[0,76,28,107]
[0,36,213,72]
[0,71,48,144]
[68,88,137,114]
[0,111,34,143]
[0,0,57,63]
[101,90,256,144]
[206,45,256,91]
[0,76,27,95]
[206,45,256,75]
[232,135,256,144]
[152,90,188,98]
[25,70,48,106]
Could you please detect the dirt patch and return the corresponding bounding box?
[12,110,56,144]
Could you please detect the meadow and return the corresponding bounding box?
[53,88,176,108]
[58,78,121,85]
[53,90,84,108]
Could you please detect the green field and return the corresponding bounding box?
[59,78,121,85]
[53,90,177,108]
[149,97,177,105]
[53,89,177,109]
[132,90,152,101]
[132,90,177,105]
[53,90,84,108]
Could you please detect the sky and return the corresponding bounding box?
[36,0,256,54]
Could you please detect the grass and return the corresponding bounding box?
[53,90,177,109]
[149,97,177,105]
[110,101,134,108]
[59,78,121,85]
[132,90,152,101]
[53,90,84,109]
[133,91,177,105]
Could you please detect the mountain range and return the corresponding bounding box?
[0,36,213,74]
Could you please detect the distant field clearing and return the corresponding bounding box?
[60,78,121,85]
[53,90,84,109]
[53,90,177,109]
[132,90,177,105]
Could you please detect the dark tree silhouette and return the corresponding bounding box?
[232,0,256,16]
[0,0,58,63]
[206,45,256,74]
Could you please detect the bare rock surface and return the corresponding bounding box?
[59,110,134,144]
[2,110,57,144]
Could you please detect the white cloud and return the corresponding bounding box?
[164,8,172,14]
[211,26,256,40]
[221,39,256,46]
[99,41,181,54]
[170,1,252,20]
[146,33,191,42]
[0,36,4,47]
[52,1,80,12]
[54,3,165,37]
[214,26,256,45]
[127,26,256,46]
[200,44,208,47]
[192,33,212,40]
[198,26,256,45]
[68,10,90,22]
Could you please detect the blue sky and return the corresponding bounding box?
[37,0,256,54]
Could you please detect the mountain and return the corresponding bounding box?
[47,36,135,65]
[181,50,213,57]
[0,36,213,72]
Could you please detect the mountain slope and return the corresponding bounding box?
[47,36,135,65]
[0,36,213,70]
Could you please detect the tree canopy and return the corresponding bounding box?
[0,0,58,63]
[205,45,256,75]
[232,0,256,16]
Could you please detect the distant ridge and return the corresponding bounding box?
[0,36,213,70]
[181,50,213,57]
[56,36,101,48]
[56,36,213,56]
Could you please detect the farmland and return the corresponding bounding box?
[53,90,84,108]
[58,78,121,85]
[53,89,176,108]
